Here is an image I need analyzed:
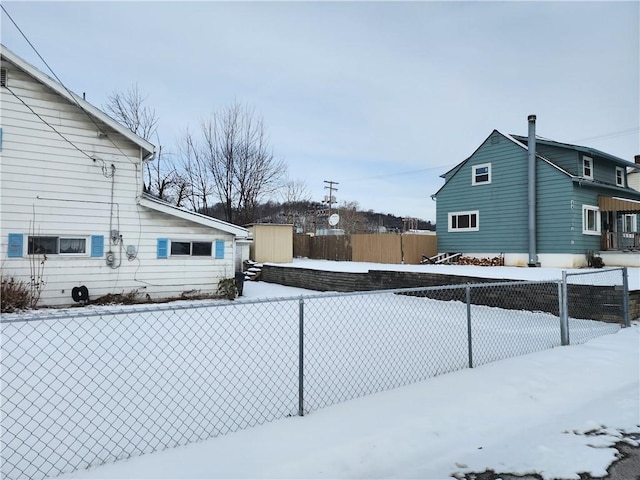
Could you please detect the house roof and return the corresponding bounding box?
[433,130,571,198]
[510,134,635,167]
[139,194,250,238]
[0,44,155,160]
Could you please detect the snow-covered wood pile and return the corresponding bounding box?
[243,260,263,281]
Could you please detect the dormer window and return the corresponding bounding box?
[472,163,491,185]
[616,167,625,187]
[582,156,593,180]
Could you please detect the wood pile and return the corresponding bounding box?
[457,255,504,266]
[243,260,263,281]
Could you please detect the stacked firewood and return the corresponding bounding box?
[457,255,504,266]
[243,260,263,281]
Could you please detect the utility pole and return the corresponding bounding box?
[323,180,339,228]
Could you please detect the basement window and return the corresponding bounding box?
[170,241,212,256]
[472,163,491,185]
[448,211,479,232]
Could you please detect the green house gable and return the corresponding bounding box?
[434,131,532,253]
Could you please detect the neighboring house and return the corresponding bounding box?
[433,117,640,268]
[0,44,250,307]
[628,156,640,193]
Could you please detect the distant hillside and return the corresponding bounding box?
[199,200,435,233]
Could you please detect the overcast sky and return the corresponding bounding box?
[2,1,638,222]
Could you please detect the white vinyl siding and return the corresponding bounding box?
[0,57,238,306]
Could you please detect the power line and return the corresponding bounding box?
[570,127,639,144]
[340,164,457,183]
[3,85,90,161]
[1,4,139,165]
[3,84,115,177]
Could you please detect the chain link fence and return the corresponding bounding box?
[1,271,627,480]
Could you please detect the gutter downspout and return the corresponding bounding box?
[528,114,539,267]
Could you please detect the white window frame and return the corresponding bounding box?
[27,235,88,255]
[622,214,637,233]
[582,156,593,180]
[582,205,600,235]
[169,240,213,257]
[616,167,625,187]
[472,163,492,185]
[448,211,479,232]
[58,237,88,255]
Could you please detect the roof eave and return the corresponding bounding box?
[139,195,250,238]
[0,44,155,159]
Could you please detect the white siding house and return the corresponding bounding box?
[0,44,250,307]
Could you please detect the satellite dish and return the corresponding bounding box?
[329,213,340,226]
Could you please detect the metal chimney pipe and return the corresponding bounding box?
[527,115,538,267]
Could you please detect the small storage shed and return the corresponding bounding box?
[247,224,293,263]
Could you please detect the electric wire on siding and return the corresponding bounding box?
[1,4,140,166]
[2,85,115,178]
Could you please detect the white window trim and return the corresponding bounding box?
[472,163,492,185]
[622,214,637,233]
[169,240,213,257]
[582,205,600,235]
[28,235,89,255]
[59,236,89,256]
[582,156,593,180]
[616,166,625,187]
[448,210,479,232]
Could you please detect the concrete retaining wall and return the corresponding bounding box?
[261,265,637,323]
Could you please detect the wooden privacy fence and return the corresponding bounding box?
[293,233,437,264]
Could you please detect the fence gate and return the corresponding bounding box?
[560,267,629,345]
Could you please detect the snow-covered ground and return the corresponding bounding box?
[47,280,639,480]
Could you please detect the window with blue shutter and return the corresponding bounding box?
[214,240,225,259]
[90,235,104,257]
[7,233,23,258]
[157,238,168,259]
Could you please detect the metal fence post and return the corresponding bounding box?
[560,272,569,346]
[622,267,630,328]
[466,284,473,368]
[298,296,305,416]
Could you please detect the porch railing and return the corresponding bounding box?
[602,231,640,251]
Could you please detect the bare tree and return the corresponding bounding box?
[337,201,367,234]
[104,84,158,139]
[178,128,214,212]
[186,101,287,224]
[280,178,311,224]
[104,85,180,202]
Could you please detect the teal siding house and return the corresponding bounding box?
[433,120,640,268]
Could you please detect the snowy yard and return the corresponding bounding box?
[45,280,639,480]
[1,264,637,480]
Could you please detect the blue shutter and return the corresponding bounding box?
[90,235,104,257]
[7,233,23,258]
[157,238,168,259]
[0,128,3,151]
[214,240,225,259]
